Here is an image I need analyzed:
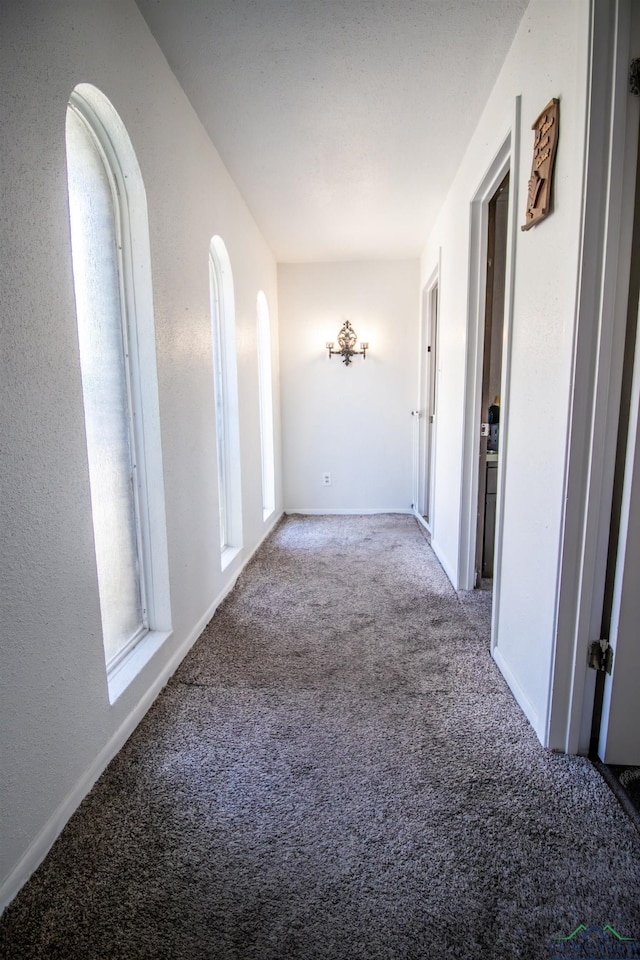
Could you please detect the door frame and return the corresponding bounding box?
[416,257,440,531]
[547,0,640,753]
[458,97,520,663]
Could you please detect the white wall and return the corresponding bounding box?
[278,261,419,512]
[420,0,591,742]
[0,0,281,906]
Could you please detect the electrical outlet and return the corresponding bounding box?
[322,472,332,486]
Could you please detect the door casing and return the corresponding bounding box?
[458,97,520,659]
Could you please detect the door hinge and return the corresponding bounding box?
[588,638,614,675]
[630,58,640,96]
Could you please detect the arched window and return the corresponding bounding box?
[209,237,243,563]
[66,84,170,698]
[257,292,275,520]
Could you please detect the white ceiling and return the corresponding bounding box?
[135,0,529,262]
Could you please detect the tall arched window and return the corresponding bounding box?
[66,84,170,698]
[257,292,275,520]
[209,236,243,563]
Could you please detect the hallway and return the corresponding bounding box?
[2,515,639,959]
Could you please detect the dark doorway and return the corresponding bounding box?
[475,172,509,588]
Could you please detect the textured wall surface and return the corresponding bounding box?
[0,0,281,901]
[278,261,419,512]
[420,0,591,740]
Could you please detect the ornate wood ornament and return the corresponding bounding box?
[521,98,559,231]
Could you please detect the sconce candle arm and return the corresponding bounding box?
[326,320,369,366]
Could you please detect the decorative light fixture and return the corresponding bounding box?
[326,320,369,366]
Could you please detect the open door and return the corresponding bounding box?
[594,21,640,765]
[597,288,640,765]
[415,268,439,532]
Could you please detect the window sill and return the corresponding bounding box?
[107,628,172,704]
[221,544,242,572]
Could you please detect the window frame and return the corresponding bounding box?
[68,93,149,670]
[66,84,172,701]
[209,236,243,567]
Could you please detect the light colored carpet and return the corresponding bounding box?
[1,514,640,959]
[457,577,493,641]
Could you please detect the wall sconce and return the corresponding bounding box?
[326,320,369,366]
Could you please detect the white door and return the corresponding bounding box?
[415,273,439,528]
[598,294,640,765]
[424,283,438,527]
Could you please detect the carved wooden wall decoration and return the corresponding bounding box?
[521,98,559,231]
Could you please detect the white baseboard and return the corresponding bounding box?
[412,509,432,536]
[0,510,284,913]
[492,646,542,744]
[256,509,285,544]
[430,537,458,589]
[284,507,413,515]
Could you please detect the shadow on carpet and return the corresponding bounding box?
[1,515,640,960]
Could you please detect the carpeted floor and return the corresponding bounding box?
[2,514,640,959]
